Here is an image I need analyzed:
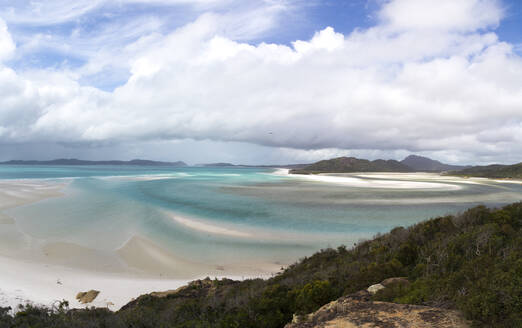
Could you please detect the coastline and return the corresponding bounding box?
[1,170,521,313]
[283,170,522,188]
[0,179,280,311]
[283,170,462,190]
[0,233,279,312]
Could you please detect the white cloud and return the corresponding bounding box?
[0,0,521,164]
[0,1,104,25]
[0,19,15,61]
[379,0,503,32]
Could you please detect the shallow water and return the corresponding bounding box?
[2,165,522,270]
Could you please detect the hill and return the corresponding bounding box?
[2,202,520,327]
[400,155,467,172]
[0,159,187,167]
[446,162,522,179]
[290,157,412,174]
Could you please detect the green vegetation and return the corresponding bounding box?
[1,203,521,327]
[290,156,412,174]
[447,162,522,179]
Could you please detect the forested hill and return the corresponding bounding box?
[447,162,522,179]
[400,155,468,172]
[290,157,412,174]
[2,202,521,327]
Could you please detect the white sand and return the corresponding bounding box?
[0,255,192,311]
[169,213,253,238]
[117,235,280,278]
[0,180,200,311]
[288,172,462,190]
[0,233,279,311]
[0,178,279,312]
[0,179,67,212]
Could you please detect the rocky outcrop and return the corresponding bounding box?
[367,284,385,295]
[286,278,469,328]
[76,290,100,304]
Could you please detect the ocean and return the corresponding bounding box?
[2,165,521,276]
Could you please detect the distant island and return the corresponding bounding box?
[446,162,522,179]
[289,155,522,179]
[288,154,464,174]
[2,156,521,179]
[290,157,412,174]
[198,163,310,169]
[400,155,469,172]
[0,159,187,167]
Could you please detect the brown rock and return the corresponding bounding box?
[76,290,100,304]
[381,277,409,287]
[285,298,470,328]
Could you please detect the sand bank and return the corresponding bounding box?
[118,235,280,279]
[169,213,253,238]
[0,180,67,214]
[285,171,462,190]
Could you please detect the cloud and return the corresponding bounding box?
[0,0,521,164]
[0,19,15,61]
[379,0,503,32]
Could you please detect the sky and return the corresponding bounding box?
[0,0,521,165]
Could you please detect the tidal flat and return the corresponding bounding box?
[0,165,521,310]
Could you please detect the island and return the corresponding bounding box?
[0,159,187,167]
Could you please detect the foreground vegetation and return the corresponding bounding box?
[1,203,521,327]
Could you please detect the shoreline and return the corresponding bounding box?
[0,178,280,311]
[283,170,463,190]
[0,179,273,311]
[1,171,521,313]
[0,233,279,312]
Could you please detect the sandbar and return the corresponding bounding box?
[169,213,253,238]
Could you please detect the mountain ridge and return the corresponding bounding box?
[290,155,473,174]
[400,154,468,172]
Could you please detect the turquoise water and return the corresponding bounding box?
[2,165,522,268]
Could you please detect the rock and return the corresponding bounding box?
[381,277,409,287]
[286,281,469,327]
[367,283,385,294]
[285,298,470,328]
[76,290,100,304]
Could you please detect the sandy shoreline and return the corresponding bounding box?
[285,171,463,190]
[1,171,520,312]
[0,179,280,311]
[0,234,279,312]
[282,170,522,187]
[0,254,193,311]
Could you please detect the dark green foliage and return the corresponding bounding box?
[2,203,521,327]
[294,280,334,314]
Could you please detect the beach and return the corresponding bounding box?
[0,179,278,311]
[1,168,521,312]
